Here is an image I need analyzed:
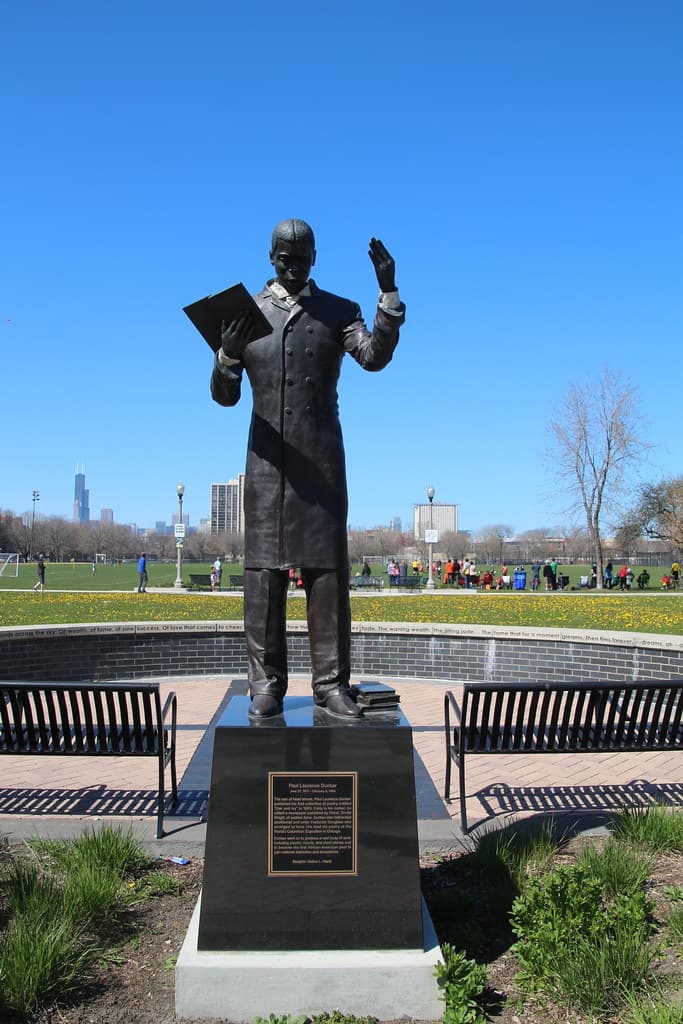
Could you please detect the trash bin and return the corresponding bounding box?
[514,570,526,590]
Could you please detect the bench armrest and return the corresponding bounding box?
[161,691,177,737]
[444,689,463,733]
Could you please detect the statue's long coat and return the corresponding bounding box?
[211,281,404,569]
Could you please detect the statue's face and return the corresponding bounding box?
[270,238,316,295]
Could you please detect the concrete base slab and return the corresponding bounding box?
[176,893,444,1022]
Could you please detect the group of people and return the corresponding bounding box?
[605,562,651,591]
[439,558,478,587]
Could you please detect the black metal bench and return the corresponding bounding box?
[349,576,384,591]
[0,681,178,838]
[188,572,243,591]
[188,573,214,590]
[444,679,683,832]
[397,576,424,590]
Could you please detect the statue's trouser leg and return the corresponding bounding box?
[244,568,289,699]
[301,567,352,703]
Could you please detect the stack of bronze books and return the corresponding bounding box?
[352,681,400,713]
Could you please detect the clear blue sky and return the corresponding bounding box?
[2,1,681,536]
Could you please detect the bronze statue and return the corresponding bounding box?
[211,220,405,719]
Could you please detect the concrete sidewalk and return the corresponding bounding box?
[1,674,680,854]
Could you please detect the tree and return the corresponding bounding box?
[439,531,471,561]
[620,476,683,555]
[473,524,513,565]
[548,370,648,588]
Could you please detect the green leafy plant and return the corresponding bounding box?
[511,862,658,1016]
[435,942,487,1024]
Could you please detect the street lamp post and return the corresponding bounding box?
[426,485,435,589]
[30,490,40,558]
[174,482,185,588]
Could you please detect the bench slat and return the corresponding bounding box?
[118,689,132,753]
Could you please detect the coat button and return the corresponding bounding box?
[305,406,312,414]
[284,407,292,415]
[286,348,293,356]
[306,325,313,333]
[305,376,312,384]
[306,348,313,356]
[286,378,294,386]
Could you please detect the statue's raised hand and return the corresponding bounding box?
[221,309,256,360]
[368,237,396,293]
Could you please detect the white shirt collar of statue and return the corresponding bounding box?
[268,279,313,307]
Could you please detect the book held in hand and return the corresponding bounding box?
[183,282,273,352]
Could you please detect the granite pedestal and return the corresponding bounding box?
[176,695,443,1020]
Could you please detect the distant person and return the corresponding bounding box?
[671,561,680,587]
[637,569,650,590]
[33,558,46,592]
[590,564,597,588]
[91,560,97,575]
[617,563,629,590]
[137,552,148,593]
[361,561,371,576]
[604,561,613,589]
[213,557,222,587]
[531,561,541,591]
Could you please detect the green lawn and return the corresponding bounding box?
[0,560,198,591]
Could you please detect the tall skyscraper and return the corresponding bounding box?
[413,502,458,539]
[100,508,114,523]
[73,465,90,522]
[211,474,245,533]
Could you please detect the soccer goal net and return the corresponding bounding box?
[0,553,20,577]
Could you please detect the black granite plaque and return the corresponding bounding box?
[269,772,357,875]
[197,696,423,951]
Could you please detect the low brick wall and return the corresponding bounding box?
[2,621,683,683]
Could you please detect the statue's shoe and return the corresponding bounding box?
[247,694,283,719]
[315,690,362,719]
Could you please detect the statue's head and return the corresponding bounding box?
[269,218,316,294]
